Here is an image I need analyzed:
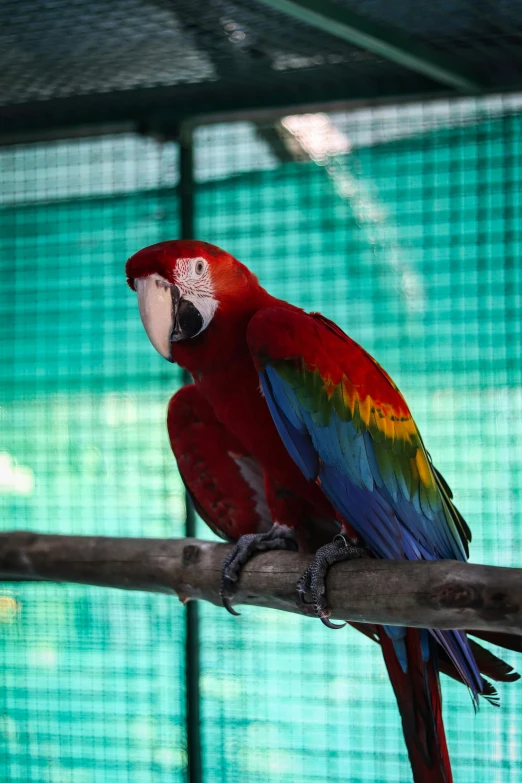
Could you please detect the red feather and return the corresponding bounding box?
[379,628,453,783]
[168,384,272,541]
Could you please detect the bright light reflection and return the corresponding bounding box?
[282,113,351,161]
[0,452,34,495]
[281,112,425,312]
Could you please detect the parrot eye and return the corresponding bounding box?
[195,259,205,276]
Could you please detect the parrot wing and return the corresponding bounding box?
[167,384,272,542]
[247,307,484,701]
[247,307,469,563]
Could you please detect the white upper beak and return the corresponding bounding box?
[135,276,175,360]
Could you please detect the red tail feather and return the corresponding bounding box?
[379,627,453,783]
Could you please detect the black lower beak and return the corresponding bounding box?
[170,286,204,342]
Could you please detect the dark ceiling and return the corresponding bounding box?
[1,0,521,142]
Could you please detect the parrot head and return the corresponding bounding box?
[126,240,260,361]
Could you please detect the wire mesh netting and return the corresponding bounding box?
[0,136,188,782]
[4,0,522,140]
[0,0,436,139]
[332,0,522,84]
[1,94,522,782]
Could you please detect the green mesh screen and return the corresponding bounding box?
[194,104,522,783]
[0,136,187,782]
[2,97,522,782]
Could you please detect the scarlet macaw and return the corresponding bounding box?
[126,240,519,783]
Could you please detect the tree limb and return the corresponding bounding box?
[0,531,521,635]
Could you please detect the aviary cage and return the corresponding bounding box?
[1,1,522,781]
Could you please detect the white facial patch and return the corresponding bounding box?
[175,257,218,335]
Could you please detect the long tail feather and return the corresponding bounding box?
[468,630,522,655]
[379,626,453,783]
[440,639,520,686]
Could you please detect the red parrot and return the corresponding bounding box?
[126,240,519,783]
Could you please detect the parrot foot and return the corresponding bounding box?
[297,534,369,629]
[220,524,298,616]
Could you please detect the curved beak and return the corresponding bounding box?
[135,277,179,361]
[135,276,205,359]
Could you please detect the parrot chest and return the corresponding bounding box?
[194,359,332,518]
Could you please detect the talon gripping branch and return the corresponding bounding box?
[126,239,519,783]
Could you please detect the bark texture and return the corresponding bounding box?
[0,531,521,634]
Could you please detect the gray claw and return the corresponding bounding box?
[297,535,369,629]
[220,524,298,618]
[320,614,346,630]
[296,575,313,605]
[297,589,313,605]
[222,595,241,616]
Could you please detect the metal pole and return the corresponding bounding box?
[256,0,481,92]
[179,123,203,783]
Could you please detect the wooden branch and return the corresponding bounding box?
[0,531,521,635]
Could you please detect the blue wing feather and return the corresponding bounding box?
[260,364,484,699]
[260,371,318,481]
